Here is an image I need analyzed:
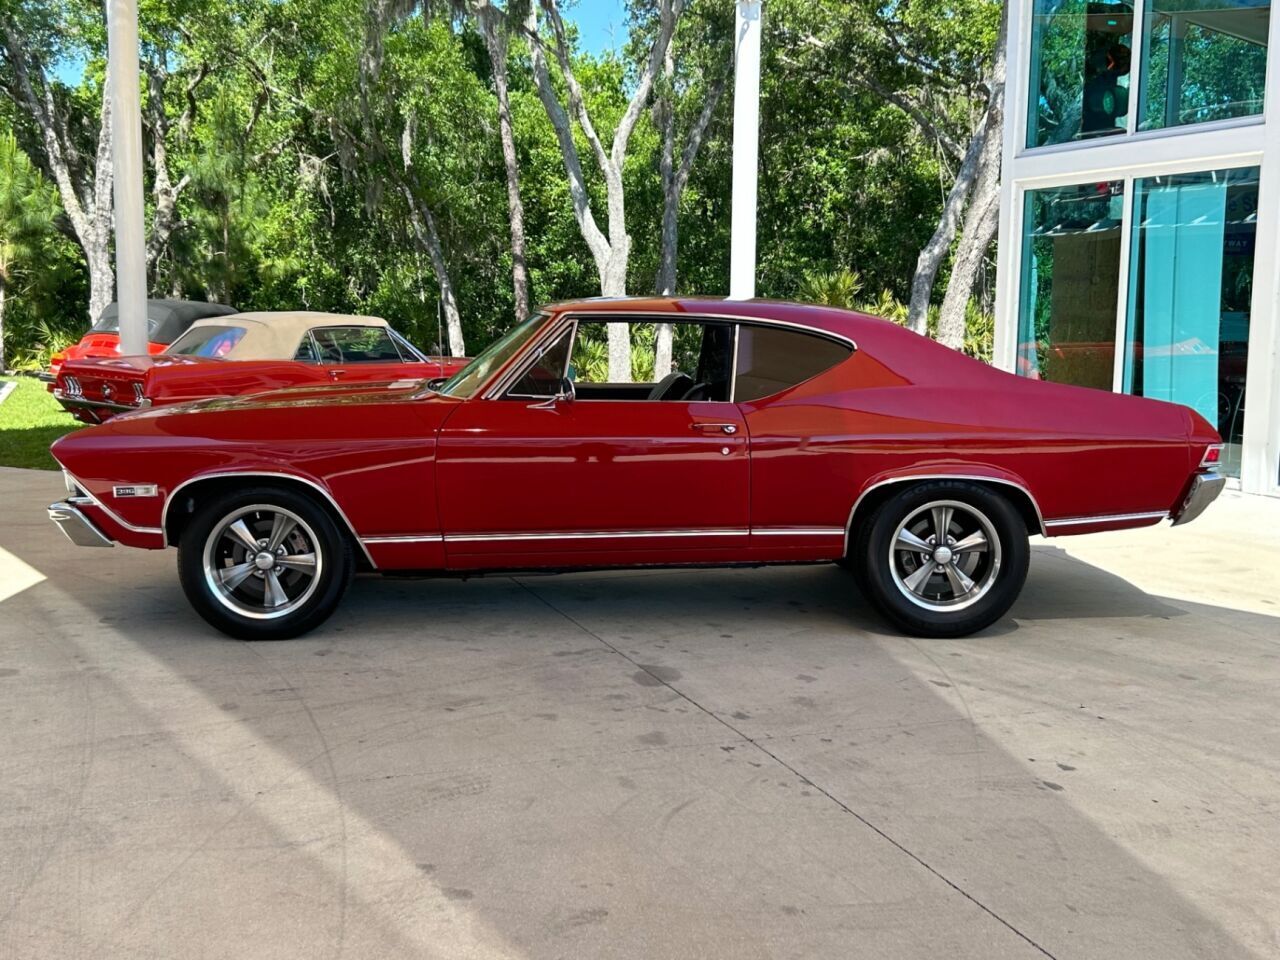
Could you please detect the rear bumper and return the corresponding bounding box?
[1171,473,1227,527]
[52,391,146,423]
[48,501,115,548]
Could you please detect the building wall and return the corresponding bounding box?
[994,0,1280,496]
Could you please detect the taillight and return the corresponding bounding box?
[1200,444,1222,469]
[132,381,145,404]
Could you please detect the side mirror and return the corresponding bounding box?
[529,378,574,409]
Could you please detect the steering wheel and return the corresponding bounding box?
[647,371,694,401]
[680,381,713,401]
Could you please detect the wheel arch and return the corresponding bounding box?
[162,471,375,568]
[844,472,1045,556]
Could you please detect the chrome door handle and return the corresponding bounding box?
[693,422,738,435]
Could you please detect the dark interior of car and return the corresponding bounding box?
[570,323,734,402]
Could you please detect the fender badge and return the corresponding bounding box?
[113,484,159,498]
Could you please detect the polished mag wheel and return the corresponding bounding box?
[202,505,323,619]
[179,485,354,640]
[889,500,1001,611]
[851,480,1030,638]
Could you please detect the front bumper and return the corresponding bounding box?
[1171,473,1227,527]
[48,501,115,548]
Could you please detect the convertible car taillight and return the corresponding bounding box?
[132,382,145,404]
[63,375,82,397]
[1201,444,1223,469]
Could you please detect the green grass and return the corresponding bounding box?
[0,375,84,470]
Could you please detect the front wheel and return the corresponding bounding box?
[851,481,1029,638]
[177,485,354,640]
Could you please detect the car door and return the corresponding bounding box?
[436,315,750,568]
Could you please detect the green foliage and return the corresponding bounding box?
[799,267,993,362]
[0,0,1003,367]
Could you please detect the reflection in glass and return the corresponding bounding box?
[1124,167,1258,476]
[1028,1,1134,147]
[1017,181,1125,390]
[1138,0,1269,131]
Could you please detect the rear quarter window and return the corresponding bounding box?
[734,325,852,401]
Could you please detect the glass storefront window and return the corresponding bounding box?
[1017,181,1125,389]
[1028,1,1135,148]
[1138,1,1270,131]
[1124,167,1259,476]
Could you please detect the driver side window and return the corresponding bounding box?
[567,319,733,402]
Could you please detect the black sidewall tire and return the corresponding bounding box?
[855,481,1029,638]
[178,485,354,640]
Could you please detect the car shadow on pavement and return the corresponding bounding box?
[3,523,1277,959]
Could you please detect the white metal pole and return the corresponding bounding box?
[728,0,762,300]
[106,0,148,356]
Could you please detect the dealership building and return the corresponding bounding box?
[993,0,1279,495]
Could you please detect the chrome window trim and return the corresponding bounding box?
[1043,511,1167,529]
[478,310,856,402]
[160,471,377,567]
[60,469,164,536]
[502,323,578,400]
[844,474,1048,556]
[729,323,741,402]
[479,314,571,400]
[389,328,429,363]
[446,528,750,543]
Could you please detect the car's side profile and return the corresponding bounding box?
[52,311,469,423]
[47,298,1225,641]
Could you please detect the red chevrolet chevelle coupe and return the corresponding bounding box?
[47,298,1225,641]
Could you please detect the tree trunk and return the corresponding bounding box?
[523,0,683,383]
[907,117,988,335]
[936,190,999,351]
[477,5,530,321]
[936,6,1007,351]
[0,275,7,371]
[400,182,465,357]
[85,242,115,324]
[906,2,1008,337]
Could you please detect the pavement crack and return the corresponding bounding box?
[514,577,1060,960]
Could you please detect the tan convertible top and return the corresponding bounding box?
[181,311,389,359]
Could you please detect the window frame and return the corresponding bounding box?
[305,324,407,365]
[487,312,857,404]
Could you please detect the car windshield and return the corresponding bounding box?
[437,314,547,398]
[167,325,247,358]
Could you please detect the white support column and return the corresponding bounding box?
[1239,5,1280,495]
[106,0,148,356]
[992,0,1029,372]
[728,0,762,301]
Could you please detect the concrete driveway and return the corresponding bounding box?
[1,465,1277,960]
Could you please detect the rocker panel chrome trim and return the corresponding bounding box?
[1043,511,1168,529]
[361,534,445,544]
[446,528,750,543]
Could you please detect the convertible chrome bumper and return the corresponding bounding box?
[1171,473,1227,527]
[48,501,114,548]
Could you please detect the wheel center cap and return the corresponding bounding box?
[254,551,276,571]
[933,546,954,565]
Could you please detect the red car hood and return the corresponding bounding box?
[135,377,442,417]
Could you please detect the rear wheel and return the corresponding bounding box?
[851,480,1029,637]
[177,486,354,640]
